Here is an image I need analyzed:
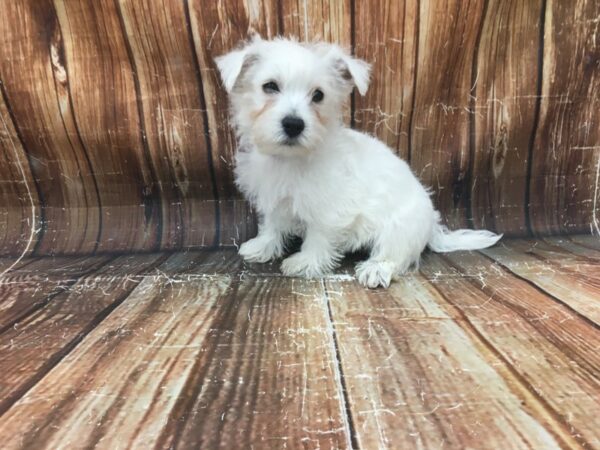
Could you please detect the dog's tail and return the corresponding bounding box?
[427,214,502,253]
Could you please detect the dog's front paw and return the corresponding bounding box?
[239,236,281,263]
[281,252,330,278]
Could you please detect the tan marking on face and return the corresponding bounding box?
[250,100,274,121]
[315,109,327,126]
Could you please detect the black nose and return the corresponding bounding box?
[281,116,305,138]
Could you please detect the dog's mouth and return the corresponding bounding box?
[282,138,300,146]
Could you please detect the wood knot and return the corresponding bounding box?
[50,30,68,86]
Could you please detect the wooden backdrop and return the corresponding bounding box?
[0,0,599,256]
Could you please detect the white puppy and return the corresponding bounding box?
[216,36,501,288]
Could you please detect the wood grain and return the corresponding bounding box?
[187,0,278,246]
[482,238,600,324]
[0,255,113,333]
[280,0,351,43]
[422,251,600,448]
[529,0,600,235]
[568,234,600,251]
[0,1,599,254]
[0,253,165,415]
[0,267,350,449]
[0,92,40,256]
[0,241,599,448]
[0,257,39,276]
[470,0,543,235]
[353,0,418,158]
[409,0,486,229]
[54,0,160,252]
[156,276,350,450]
[327,276,564,449]
[0,0,101,254]
[115,0,218,249]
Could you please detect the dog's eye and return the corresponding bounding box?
[262,81,280,94]
[312,89,324,103]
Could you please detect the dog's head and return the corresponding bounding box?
[215,36,371,156]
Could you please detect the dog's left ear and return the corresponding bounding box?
[215,36,261,92]
[325,45,371,95]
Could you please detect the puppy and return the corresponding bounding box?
[215,36,501,288]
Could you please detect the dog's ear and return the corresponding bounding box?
[323,45,371,95]
[335,54,371,95]
[215,40,259,93]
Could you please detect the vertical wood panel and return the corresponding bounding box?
[54,0,161,252]
[0,92,40,256]
[410,0,486,229]
[353,0,418,158]
[470,0,543,235]
[0,0,599,255]
[0,0,101,254]
[116,0,218,248]
[187,0,279,246]
[529,0,600,235]
[280,0,351,43]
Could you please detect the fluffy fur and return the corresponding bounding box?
[215,36,501,288]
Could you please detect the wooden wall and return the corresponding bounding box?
[0,0,598,256]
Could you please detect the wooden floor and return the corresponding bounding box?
[0,236,599,449]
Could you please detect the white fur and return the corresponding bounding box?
[216,37,502,288]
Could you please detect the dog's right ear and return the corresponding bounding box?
[215,37,261,93]
[215,48,250,93]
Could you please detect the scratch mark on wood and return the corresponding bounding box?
[0,99,37,278]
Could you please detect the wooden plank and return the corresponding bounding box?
[54,0,162,252]
[482,239,600,325]
[470,0,543,234]
[0,257,39,277]
[116,0,218,249]
[327,276,564,449]
[0,253,166,414]
[280,0,351,43]
[156,277,349,449]
[540,237,600,267]
[0,263,349,449]
[353,0,418,159]
[496,236,600,265]
[0,92,41,256]
[187,0,278,246]
[0,255,114,333]
[545,235,600,258]
[421,251,600,448]
[0,0,101,254]
[567,234,600,252]
[0,255,122,281]
[529,0,600,234]
[409,0,486,229]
